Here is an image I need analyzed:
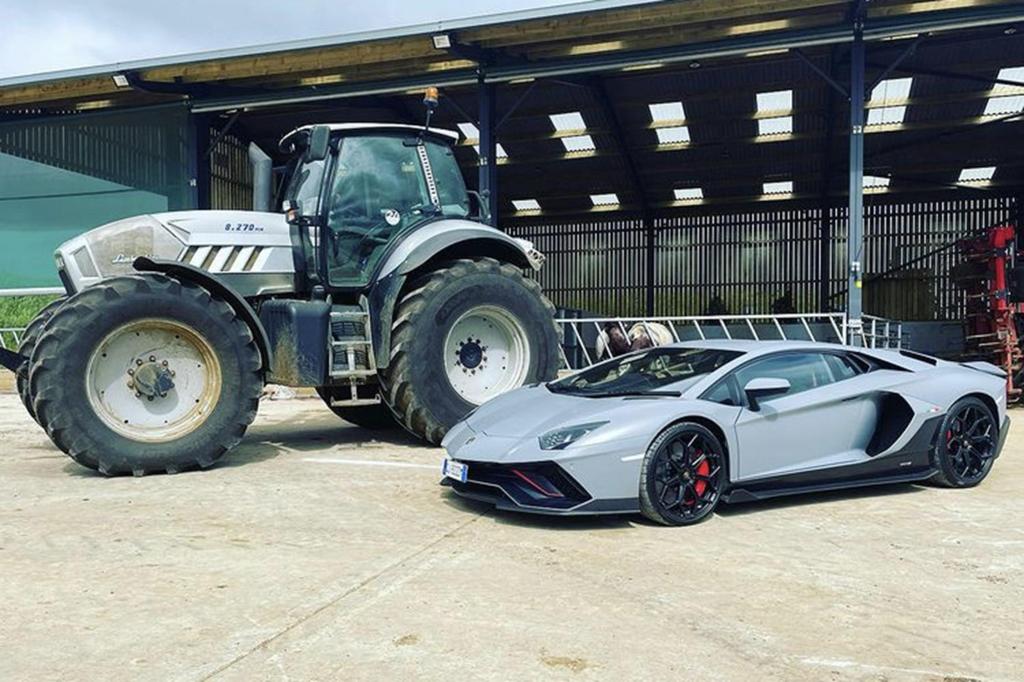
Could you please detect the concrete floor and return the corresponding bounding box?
[0,393,1022,681]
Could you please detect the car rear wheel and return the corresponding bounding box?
[931,396,998,488]
[639,422,725,526]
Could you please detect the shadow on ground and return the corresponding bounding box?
[437,481,929,530]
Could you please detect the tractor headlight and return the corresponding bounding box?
[539,421,608,450]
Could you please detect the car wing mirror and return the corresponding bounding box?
[743,377,791,412]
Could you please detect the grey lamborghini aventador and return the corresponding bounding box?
[440,340,1010,526]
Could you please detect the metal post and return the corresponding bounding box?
[188,112,210,210]
[477,76,499,226]
[645,217,656,316]
[847,7,867,343]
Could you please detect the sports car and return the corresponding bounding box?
[440,340,1010,526]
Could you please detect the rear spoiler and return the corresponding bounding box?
[961,361,1008,379]
[0,347,27,373]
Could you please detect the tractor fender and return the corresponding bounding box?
[133,257,272,371]
[368,219,543,371]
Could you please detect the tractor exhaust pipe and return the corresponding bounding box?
[248,143,273,212]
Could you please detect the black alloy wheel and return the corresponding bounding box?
[640,422,726,526]
[934,397,998,488]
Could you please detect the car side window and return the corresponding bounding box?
[824,353,862,382]
[703,377,740,406]
[732,352,836,404]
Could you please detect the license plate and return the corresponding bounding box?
[442,459,468,483]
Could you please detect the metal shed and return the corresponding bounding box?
[2,0,1023,346]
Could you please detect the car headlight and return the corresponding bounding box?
[538,421,608,450]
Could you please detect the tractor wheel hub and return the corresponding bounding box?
[131,360,175,400]
[458,339,484,370]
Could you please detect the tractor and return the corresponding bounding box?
[0,95,560,476]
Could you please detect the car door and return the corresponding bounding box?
[729,351,878,481]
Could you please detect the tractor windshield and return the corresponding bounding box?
[323,135,467,287]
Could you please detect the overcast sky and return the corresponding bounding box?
[0,0,599,79]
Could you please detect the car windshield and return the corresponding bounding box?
[549,347,743,397]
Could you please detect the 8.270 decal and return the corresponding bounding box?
[224,223,264,232]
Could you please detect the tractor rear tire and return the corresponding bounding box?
[29,274,263,476]
[383,258,559,444]
[315,388,397,430]
[16,297,65,424]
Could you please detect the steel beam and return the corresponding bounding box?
[818,45,841,313]
[589,75,657,315]
[867,35,924,93]
[478,76,499,225]
[847,4,867,341]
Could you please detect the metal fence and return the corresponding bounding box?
[0,328,23,351]
[508,194,1017,321]
[556,312,902,371]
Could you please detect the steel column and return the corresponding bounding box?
[847,8,867,342]
[187,112,209,210]
[477,76,499,226]
[645,220,656,316]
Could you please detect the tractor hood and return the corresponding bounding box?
[54,210,296,298]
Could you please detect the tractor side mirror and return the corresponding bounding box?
[743,377,790,412]
[304,125,331,162]
[467,190,491,223]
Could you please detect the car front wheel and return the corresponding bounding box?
[639,422,726,526]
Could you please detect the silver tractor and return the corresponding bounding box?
[1,110,560,476]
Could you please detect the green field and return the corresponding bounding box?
[0,295,60,329]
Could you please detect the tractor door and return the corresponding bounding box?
[321,135,468,289]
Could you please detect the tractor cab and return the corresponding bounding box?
[280,123,475,291]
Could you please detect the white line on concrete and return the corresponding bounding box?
[302,457,440,470]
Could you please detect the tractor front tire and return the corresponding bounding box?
[384,258,559,444]
[16,296,66,423]
[29,275,263,476]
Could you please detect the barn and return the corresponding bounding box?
[2,0,1023,358]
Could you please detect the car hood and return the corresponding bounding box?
[468,384,666,438]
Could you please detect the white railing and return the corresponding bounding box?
[860,315,904,350]
[0,328,23,351]
[556,313,903,370]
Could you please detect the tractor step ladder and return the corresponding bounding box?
[327,308,380,405]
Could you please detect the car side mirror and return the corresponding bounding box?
[743,377,791,412]
[304,125,330,162]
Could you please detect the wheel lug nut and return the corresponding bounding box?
[136,359,143,366]
[127,381,134,388]
[149,355,156,362]
[161,360,168,367]
[127,369,134,376]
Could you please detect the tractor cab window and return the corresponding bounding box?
[325,136,432,287]
[424,141,470,218]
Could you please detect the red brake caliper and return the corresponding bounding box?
[689,449,711,504]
